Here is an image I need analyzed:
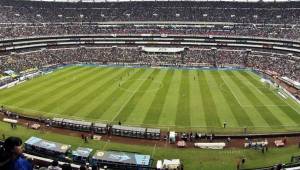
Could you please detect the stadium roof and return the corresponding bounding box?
[20,0,300,2]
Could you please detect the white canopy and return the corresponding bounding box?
[141,47,184,53]
[3,118,18,124]
[194,142,226,149]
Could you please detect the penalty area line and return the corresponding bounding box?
[271,90,300,115]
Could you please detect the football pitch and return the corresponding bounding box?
[1,65,300,133]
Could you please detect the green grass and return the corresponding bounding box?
[1,65,300,133]
[1,121,300,170]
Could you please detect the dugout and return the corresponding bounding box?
[24,136,71,161]
[62,119,92,132]
[51,118,64,127]
[146,128,161,140]
[91,150,152,170]
[111,125,146,138]
[93,122,108,134]
[51,118,92,132]
[72,147,93,164]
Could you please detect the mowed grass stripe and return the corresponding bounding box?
[74,69,130,118]
[189,71,206,128]
[85,68,146,120]
[120,69,166,125]
[0,66,81,105]
[113,69,160,123]
[198,71,221,127]
[286,97,300,115]
[221,72,269,127]
[34,67,103,112]
[213,72,253,127]
[143,69,175,125]
[226,71,282,127]
[17,67,96,109]
[175,70,191,127]
[206,71,239,128]
[93,69,152,121]
[235,72,297,126]
[0,66,76,98]
[42,67,116,114]
[2,66,86,106]
[61,68,127,117]
[157,70,180,126]
[241,72,300,124]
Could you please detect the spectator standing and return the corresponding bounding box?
[0,136,33,170]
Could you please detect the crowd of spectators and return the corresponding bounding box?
[0,47,299,81]
[0,0,299,82]
[0,21,300,40]
[0,0,300,24]
[0,1,300,40]
[247,52,300,81]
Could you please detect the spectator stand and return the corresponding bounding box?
[146,128,161,140]
[0,75,14,88]
[51,117,93,132]
[92,122,108,135]
[50,117,64,127]
[19,68,42,81]
[111,125,146,139]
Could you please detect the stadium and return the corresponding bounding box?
[0,0,300,169]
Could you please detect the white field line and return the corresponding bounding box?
[220,75,288,109]
[246,82,264,95]
[221,76,265,95]
[2,104,111,123]
[219,75,245,107]
[271,90,300,115]
[244,72,266,95]
[102,139,110,150]
[110,73,151,122]
[7,104,293,128]
[245,74,300,112]
[241,104,289,108]
[3,103,300,128]
[243,76,300,114]
[151,144,157,157]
